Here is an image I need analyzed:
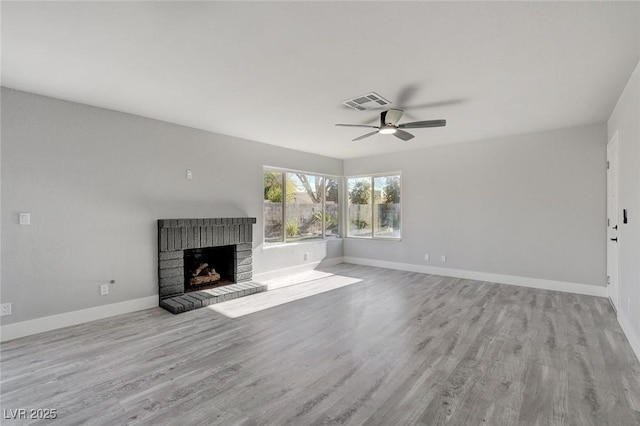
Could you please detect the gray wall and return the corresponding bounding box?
[0,88,342,324]
[344,124,607,287]
[607,61,640,341]
[0,87,611,327]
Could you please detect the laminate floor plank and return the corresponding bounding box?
[2,264,639,425]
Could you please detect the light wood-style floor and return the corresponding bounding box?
[2,264,640,425]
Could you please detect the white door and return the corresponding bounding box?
[607,132,620,310]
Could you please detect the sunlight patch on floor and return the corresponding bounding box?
[208,271,362,318]
[259,270,340,290]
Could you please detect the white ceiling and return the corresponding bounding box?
[3,1,639,159]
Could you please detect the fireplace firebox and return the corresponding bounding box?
[184,246,234,291]
[157,217,266,314]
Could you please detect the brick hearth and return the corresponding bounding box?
[159,282,266,314]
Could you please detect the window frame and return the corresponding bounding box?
[263,166,342,246]
[345,171,402,241]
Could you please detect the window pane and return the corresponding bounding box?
[347,177,372,237]
[374,175,401,238]
[286,173,323,242]
[264,171,284,242]
[324,178,339,237]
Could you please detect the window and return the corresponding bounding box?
[264,168,340,243]
[347,174,401,239]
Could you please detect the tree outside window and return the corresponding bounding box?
[347,174,401,239]
[264,169,340,243]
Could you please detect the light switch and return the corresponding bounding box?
[19,213,31,225]
[186,170,193,180]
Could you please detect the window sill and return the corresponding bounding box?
[262,236,342,249]
[345,236,402,242]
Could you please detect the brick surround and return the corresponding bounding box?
[157,217,261,313]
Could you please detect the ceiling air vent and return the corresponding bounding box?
[342,92,391,111]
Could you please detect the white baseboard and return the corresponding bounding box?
[0,257,345,342]
[0,258,610,343]
[0,296,158,342]
[253,257,344,283]
[617,311,640,363]
[343,257,607,298]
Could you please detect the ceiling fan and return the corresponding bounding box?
[335,109,446,141]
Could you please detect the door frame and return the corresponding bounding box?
[606,131,620,310]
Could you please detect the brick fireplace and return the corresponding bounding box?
[157,217,266,314]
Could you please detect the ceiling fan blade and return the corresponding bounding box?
[396,84,420,107]
[384,109,404,125]
[335,124,379,129]
[363,85,420,111]
[353,131,379,141]
[362,115,380,125]
[393,130,414,141]
[403,99,464,111]
[398,119,446,129]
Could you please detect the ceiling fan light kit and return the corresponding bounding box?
[335,108,446,142]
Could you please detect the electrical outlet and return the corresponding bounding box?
[100,284,109,296]
[186,169,193,180]
[1,303,12,316]
[441,255,447,263]
[424,253,430,261]
[19,213,31,225]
